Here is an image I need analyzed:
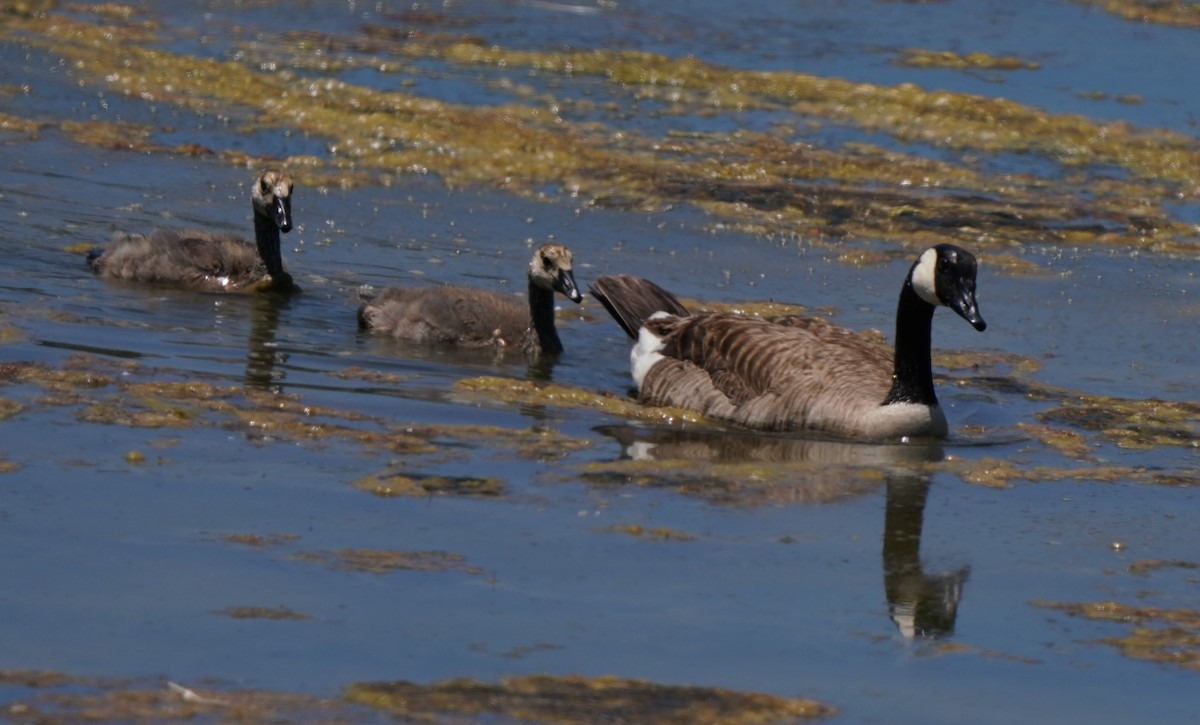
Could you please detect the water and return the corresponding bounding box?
[2,1,1200,723]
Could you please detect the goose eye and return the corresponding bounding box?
[541,254,554,269]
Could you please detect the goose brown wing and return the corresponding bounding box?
[646,313,894,420]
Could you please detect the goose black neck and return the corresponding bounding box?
[884,283,938,406]
[529,279,563,355]
[253,209,285,279]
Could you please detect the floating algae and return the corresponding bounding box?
[1035,579,1200,671]
[346,674,835,723]
[4,10,1198,262]
[291,548,485,576]
[895,49,1040,72]
[0,670,834,724]
[213,606,310,621]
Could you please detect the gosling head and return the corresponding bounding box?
[251,169,294,233]
[527,243,583,303]
[908,244,986,332]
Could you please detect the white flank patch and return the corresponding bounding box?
[910,247,940,306]
[863,401,947,439]
[630,313,670,389]
[626,441,658,461]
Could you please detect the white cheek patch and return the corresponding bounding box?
[910,248,940,306]
[630,313,671,389]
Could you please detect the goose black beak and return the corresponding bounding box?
[555,268,583,303]
[274,195,293,233]
[950,289,986,332]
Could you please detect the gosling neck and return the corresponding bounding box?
[253,208,286,281]
[884,282,938,407]
[528,279,563,356]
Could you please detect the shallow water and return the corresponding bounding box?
[2,1,1200,723]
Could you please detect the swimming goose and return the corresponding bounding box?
[88,169,297,293]
[589,244,986,440]
[358,243,584,356]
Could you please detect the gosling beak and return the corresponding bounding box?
[555,268,583,303]
[274,195,293,233]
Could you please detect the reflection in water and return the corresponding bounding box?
[244,292,290,390]
[595,425,968,638]
[596,423,944,466]
[883,473,970,639]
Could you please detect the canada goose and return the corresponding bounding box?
[589,244,987,440]
[88,169,297,293]
[357,243,584,356]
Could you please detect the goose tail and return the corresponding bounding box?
[589,274,690,340]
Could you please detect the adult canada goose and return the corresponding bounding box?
[589,244,987,440]
[357,243,584,356]
[88,169,297,293]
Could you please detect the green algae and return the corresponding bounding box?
[1035,598,1200,670]
[1072,0,1200,28]
[292,548,485,576]
[2,674,341,723]
[1038,394,1200,449]
[0,670,834,724]
[352,470,505,498]
[0,398,22,421]
[213,605,310,621]
[220,532,300,549]
[346,674,835,723]
[3,10,1197,264]
[947,455,1185,488]
[455,375,705,426]
[1015,423,1093,460]
[895,49,1040,72]
[600,523,697,542]
[1127,559,1200,577]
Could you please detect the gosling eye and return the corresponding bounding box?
[541,254,554,270]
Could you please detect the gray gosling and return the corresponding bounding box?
[89,169,297,294]
[358,243,583,357]
[590,244,986,440]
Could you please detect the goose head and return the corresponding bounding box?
[252,169,294,233]
[528,243,583,303]
[908,244,986,331]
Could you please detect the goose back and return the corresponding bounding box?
[634,311,904,437]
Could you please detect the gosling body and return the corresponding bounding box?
[359,244,583,357]
[89,169,297,293]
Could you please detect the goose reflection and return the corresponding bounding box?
[596,423,944,466]
[595,425,968,638]
[244,292,290,391]
[883,472,969,639]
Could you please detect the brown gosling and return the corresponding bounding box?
[88,169,297,294]
[358,243,584,357]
